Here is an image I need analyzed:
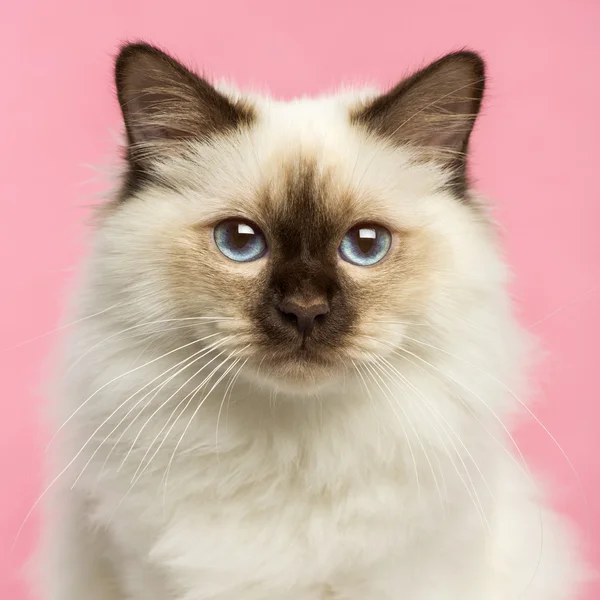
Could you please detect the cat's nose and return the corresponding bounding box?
[277,298,330,336]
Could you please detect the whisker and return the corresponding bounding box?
[92,359,186,490]
[74,336,233,489]
[398,333,585,507]
[368,355,446,513]
[393,335,589,590]
[350,359,384,454]
[216,357,249,453]
[48,333,222,450]
[91,329,233,474]
[359,358,422,503]
[87,362,194,491]
[106,348,245,526]
[380,353,495,499]
[529,283,599,329]
[159,349,248,499]
[372,333,533,477]
[374,353,492,529]
[128,341,238,482]
[224,354,248,435]
[363,319,432,327]
[66,317,234,376]
[165,353,245,495]
[13,333,223,550]
[3,301,125,352]
[369,335,545,589]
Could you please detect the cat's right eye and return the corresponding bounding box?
[214,219,268,262]
[339,223,391,266]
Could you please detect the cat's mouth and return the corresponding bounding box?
[263,340,336,366]
[247,336,345,392]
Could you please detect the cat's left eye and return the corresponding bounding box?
[339,224,391,266]
[214,219,267,262]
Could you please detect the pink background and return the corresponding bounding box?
[1,1,598,597]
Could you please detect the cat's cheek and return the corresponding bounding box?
[154,225,263,327]
[334,232,438,357]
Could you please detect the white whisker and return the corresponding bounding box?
[369,356,446,514]
[374,353,491,529]
[75,337,233,489]
[66,317,233,376]
[359,358,422,503]
[48,333,222,450]
[350,359,384,453]
[216,357,249,454]
[369,335,545,587]
[106,348,246,525]
[3,301,125,352]
[128,341,238,482]
[13,333,223,549]
[162,347,249,496]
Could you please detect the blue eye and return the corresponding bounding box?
[214,219,267,262]
[339,224,391,266]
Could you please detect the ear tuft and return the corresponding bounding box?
[115,42,254,148]
[113,42,255,198]
[352,51,486,194]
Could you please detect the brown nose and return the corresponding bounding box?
[278,298,330,336]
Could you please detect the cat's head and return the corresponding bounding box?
[94,43,500,395]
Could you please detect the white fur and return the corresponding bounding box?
[37,88,587,599]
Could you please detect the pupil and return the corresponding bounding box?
[231,226,252,249]
[357,234,375,254]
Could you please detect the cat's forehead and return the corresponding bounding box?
[249,93,375,169]
[217,96,390,222]
[155,92,446,232]
[244,94,445,225]
[229,86,375,132]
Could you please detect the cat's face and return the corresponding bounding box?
[96,44,494,394]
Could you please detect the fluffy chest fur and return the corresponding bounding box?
[72,348,495,600]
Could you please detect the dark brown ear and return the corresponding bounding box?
[114,43,254,194]
[352,51,485,195]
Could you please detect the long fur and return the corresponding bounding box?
[35,47,588,599]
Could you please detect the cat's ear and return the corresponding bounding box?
[353,51,485,189]
[115,42,253,151]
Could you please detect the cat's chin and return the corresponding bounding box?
[247,351,346,397]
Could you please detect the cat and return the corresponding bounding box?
[35,43,588,599]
